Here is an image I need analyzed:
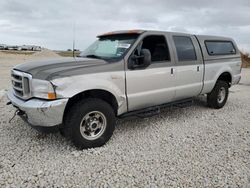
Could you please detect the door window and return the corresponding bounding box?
[140,35,170,63]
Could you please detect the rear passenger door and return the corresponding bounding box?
[170,34,204,100]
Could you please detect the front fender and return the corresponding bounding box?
[51,72,127,115]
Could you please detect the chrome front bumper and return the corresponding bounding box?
[7,90,68,127]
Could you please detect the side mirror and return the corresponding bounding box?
[140,49,151,67]
[128,49,151,69]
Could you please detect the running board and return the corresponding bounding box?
[173,99,193,108]
[119,98,193,119]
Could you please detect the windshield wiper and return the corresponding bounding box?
[85,54,102,59]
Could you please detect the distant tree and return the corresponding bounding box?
[67,49,72,51]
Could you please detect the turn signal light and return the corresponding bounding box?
[48,92,56,100]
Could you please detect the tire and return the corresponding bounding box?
[63,98,116,149]
[207,81,229,109]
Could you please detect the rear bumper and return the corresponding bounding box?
[232,74,241,85]
[7,90,68,127]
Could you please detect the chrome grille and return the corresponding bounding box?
[11,70,32,99]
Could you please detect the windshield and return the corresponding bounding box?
[80,34,139,60]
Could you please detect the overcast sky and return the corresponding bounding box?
[0,0,249,52]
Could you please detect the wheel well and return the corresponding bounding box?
[217,72,232,86]
[63,89,119,121]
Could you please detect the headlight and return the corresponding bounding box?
[31,79,56,100]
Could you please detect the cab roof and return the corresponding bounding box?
[97,29,238,60]
[97,29,234,42]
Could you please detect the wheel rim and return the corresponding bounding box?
[217,87,226,104]
[80,111,107,140]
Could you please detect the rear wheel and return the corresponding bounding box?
[207,81,229,109]
[63,98,116,149]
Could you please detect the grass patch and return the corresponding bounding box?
[241,52,250,68]
[55,51,81,57]
[0,50,35,55]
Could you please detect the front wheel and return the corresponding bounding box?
[207,81,229,109]
[63,98,116,149]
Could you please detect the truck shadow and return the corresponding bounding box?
[116,96,209,131]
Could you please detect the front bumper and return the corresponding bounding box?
[7,90,68,127]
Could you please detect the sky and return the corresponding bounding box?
[0,0,250,52]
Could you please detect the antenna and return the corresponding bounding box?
[72,22,76,57]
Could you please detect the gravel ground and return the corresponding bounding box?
[0,55,249,187]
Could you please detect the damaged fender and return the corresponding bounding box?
[51,72,127,115]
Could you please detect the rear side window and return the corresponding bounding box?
[173,36,197,61]
[205,41,236,55]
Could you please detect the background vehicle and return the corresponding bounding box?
[0,44,7,50]
[7,30,242,149]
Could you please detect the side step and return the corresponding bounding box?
[137,106,160,118]
[119,98,193,119]
[174,99,193,108]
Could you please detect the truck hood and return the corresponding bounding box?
[14,57,109,80]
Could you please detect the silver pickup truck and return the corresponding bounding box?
[7,30,242,149]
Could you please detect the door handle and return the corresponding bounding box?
[197,66,200,72]
[171,68,174,75]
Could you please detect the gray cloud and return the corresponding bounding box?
[0,0,249,51]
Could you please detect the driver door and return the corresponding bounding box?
[125,34,176,111]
